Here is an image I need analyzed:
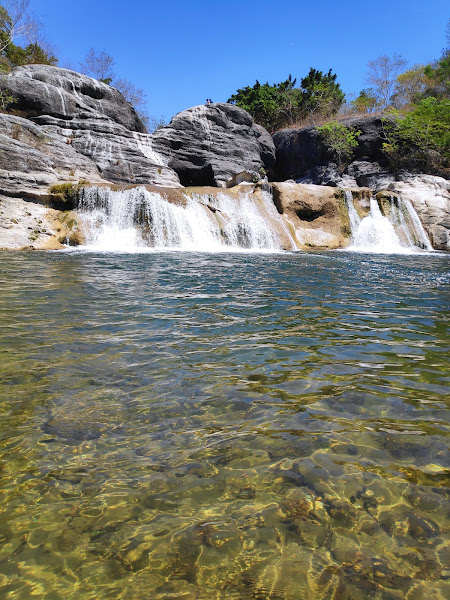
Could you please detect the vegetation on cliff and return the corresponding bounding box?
[227,69,345,132]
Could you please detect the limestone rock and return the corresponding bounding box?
[0,114,106,201]
[386,175,450,251]
[152,103,276,187]
[272,182,351,249]
[0,194,81,250]
[0,65,180,188]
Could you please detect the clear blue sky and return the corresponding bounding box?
[28,0,448,122]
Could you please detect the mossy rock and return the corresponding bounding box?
[48,181,91,210]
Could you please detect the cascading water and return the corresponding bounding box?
[344,191,361,242]
[77,186,296,252]
[344,193,433,254]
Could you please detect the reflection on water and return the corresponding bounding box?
[0,251,449,599]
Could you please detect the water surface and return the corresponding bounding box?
[0,251,449,599]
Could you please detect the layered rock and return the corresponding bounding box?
[152,103,276,187]
[0,194,82,250]
[386,175,450,251]
[0,65,180,190]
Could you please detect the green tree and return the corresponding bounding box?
[317,121,361,169]
[0,83,17,111]
[300,68,345,121]
[351,88,379,113]
[228,69,344,132]
[423,51,450,99]
[1,1,56,71]
[383,97,450,172]
[228,75,302,132]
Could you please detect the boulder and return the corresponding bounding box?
[0,65,180,188]
[151,103,276,187]
[386,175,450,251]
[272,182,351,249]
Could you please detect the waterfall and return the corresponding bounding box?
[344,193,433,254]
[76,186,296,252]
[388,197,433,251]
[344,191,361,242]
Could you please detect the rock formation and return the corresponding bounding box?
[0,64,180,191]
[271,182,352,249]
[152,103,276,187]
[272,116,392,187]
[386,175,450,251]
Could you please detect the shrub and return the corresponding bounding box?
[317,121,361,169]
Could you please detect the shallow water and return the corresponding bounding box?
[0,250,449,600]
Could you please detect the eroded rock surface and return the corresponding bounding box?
[152,103,276,187]
[272,182,352,249]
[386,175,450,251]
[0,65,180,189]
[0,194,81,250]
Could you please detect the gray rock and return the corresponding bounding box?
[387,175,450,251]
[0,65,180,188]
[2,64,146,132]
[346,160,394,189]
[0,114,105,200]
[272,116,392,184]
[152,103,276,187]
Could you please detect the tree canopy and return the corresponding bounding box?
[227,68,345,132]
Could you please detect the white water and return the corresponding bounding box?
[77,186,296,252]
[344,191,361,242]
[345,193,433,254]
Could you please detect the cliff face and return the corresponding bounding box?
[272,116,392,187]
[0,65,180,192]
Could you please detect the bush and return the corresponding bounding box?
[317,121,361,169]
[382,97,450,173]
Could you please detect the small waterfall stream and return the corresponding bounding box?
[344,193,433,254]
[77,186,296,252]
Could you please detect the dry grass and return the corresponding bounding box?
[280,109,389,132]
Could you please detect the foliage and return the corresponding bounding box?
[0,1,30,53]
[382,98,450,173]
[228,69,345,132]
[300,68,345,120]
[317,121,361,169]
[390,65,431,108]
[1,1,56,71]
[2,40,56,68]
[48,181,90,208]
[351,88,379,113]
[423,51,450,99]
[365,53,407,108]
[0,83,17,110]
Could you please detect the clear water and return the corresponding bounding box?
[0,250,449,600]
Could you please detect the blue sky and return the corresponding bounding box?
[28,0,448,122]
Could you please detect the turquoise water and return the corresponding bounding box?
[0,250,449,599]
